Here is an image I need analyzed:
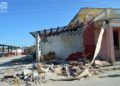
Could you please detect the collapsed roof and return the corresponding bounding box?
[30,7,120,38]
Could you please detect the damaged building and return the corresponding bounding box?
[30,7,120,64]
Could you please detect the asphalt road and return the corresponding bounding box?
[0,55,26,63]
[0,55,26,69]
[0,56,120,86]
[40,70,120,86]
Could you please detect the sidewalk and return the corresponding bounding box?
[100,61,120,71]
[0,55,26,70]
[0,55,26,64]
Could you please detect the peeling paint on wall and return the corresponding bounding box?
[41,28,84,59]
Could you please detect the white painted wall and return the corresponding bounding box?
[40,28,84,59]
[12,49,24,55]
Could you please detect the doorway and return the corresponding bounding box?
[113,31,119,50]
[113,30,120,61]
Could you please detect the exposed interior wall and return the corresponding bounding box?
[83,22,95,54]
[40,29,84,59]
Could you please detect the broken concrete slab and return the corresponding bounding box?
[95,60,111,67]
[54,67,62,75]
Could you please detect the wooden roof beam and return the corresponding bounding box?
[44,29,46,37]
[38,31,41,37]
[62,26,67,33]
[48,28,53,36]
[56,27,59,35]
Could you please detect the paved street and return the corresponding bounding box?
[40,70,120,86]
[0,55,26,69]
[0,56,120,86]
[0,56,26,64]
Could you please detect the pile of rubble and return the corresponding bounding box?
[0,57,112,86]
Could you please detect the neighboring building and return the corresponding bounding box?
[31,26,84,61]
[0,44,22,56]
[11,48,25,55]
[31,7,120,63]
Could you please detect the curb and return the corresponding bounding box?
[100,65,120,71]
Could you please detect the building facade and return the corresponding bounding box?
[31,8,120,63]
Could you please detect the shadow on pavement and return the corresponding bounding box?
[0,56,35,67]
[99,74,120,78]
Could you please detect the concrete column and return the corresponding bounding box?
[10,47,12,54]
[36,32,41,62]
[2,46,4,53]
[106,24,115,64]
[118,30,120,50]
[8,46,10,55]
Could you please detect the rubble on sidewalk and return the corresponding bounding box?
[94,56,112,67]
[0,56,115,85]
[54,66,62,75]
[40,52,56,62]
[94,60,111,67]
